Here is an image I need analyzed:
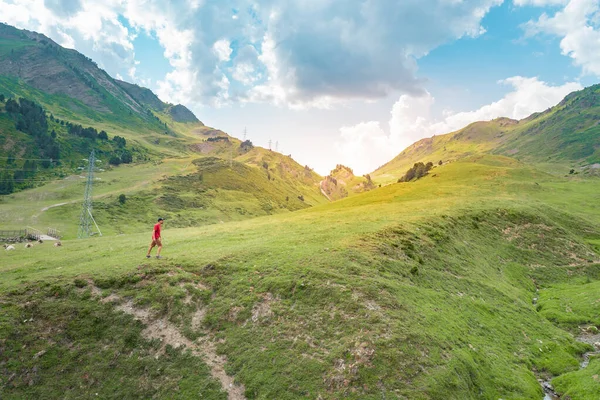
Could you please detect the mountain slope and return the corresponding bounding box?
[493,84,600,163]
[373,85,600,183]
[115,79,201,124]
[0,23,200,127]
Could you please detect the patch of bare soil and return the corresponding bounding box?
[190,142,215,154]
[89,284,246,400]
[250,292,277,323]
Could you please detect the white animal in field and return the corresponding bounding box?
[5,245,15,251]
[25,243,33,248]
[54,242,62,247]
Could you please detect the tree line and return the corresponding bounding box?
[4,97,60,163]
[0,94,134,194]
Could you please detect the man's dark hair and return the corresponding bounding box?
[158,218,164,221]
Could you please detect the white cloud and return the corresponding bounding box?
[521,0,600,76]
[335,122,390,176]
[335,77,582,175]
[232,63,259,85]
[513,0,567,6]
[213,39,232,62]
[0,0,507,109]
[245,0,503,107]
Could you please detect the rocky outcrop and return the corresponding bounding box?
[168,104,201,123]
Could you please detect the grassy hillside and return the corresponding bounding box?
[1,155,599,399]
[0,151,326,238]
[494,84,600,165]
[374,85,600,183]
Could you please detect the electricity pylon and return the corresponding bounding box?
[77,150,102,238]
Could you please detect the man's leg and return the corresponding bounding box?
[156,239,162,257]
[147,240,156,257]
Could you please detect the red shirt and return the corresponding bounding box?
[153,223,161,239]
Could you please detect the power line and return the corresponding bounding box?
[0,180,55,183]
[0,156,60,162]
[0,168,43,171]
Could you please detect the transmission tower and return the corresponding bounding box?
[275,141,279,152]
[77,150,102,238]
[268,139,272,151]
[243,127,247,141]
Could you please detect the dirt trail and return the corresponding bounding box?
[93,288,246,400]
[41,202,71,212]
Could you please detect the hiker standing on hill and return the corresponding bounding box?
[146,218,164,259]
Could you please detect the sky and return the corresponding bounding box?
[1,0,599,175]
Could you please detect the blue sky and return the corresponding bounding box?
[1,0,599,174]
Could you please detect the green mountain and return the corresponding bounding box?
[373,86,600,183]
[0,23,199,127]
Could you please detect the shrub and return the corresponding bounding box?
[120,150,133,164]
[118,194,127,204]
[112,136,126,148]
[398,162,434,182]
[240,139,253,151]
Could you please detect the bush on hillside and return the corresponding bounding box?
[67,123,99,140]
[0,171,14,194]
[98,130,108,140]
[5,98,19,113]
[0,93,5,102]
[240,140,253,151]
[112,136,126,148]
[120,150,133,164]
[206,136,229,142]
[398,162,434,183]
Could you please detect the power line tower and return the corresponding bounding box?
[268,138,272,151]
[275,141,279,153]
[243,127,247,141]
[77,150,102,238]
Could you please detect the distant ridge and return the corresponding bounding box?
[0,22,201,125]
[115,80,201,124]
[372,85,600,182]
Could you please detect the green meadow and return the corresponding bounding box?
[2,156,600,399]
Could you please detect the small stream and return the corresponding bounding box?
[540,333,600,399]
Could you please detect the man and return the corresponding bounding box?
[146,217,164,259]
